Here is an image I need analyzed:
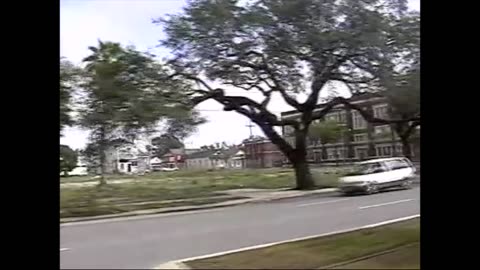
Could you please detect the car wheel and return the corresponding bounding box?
[365,183,378,195]
[401,179,413,189]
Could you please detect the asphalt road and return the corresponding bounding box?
[60,186,420,269]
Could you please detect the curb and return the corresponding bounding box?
[154,214,420,269]
[60,188,339,224]
[60,199,252,224]
[155,261,191,270]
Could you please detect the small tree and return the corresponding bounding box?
[60,145,78,176]
[78,41,199,185]
[309,120,345,163]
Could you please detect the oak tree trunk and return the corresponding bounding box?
[257,123,315,190]
[292,155,315,190]
[291,128,315,190]
[98,128,108,186]
[400,136,412,159]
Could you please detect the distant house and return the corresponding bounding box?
[160,148,186,169]
[185,147,245,170]
[150,157,163,171]
[115,148,150,174]
[243,138,284,168]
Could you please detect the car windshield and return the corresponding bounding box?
[346,162,385,176]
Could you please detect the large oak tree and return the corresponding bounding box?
[157,0,419,189]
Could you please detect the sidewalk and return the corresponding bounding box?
[60,187,338,224]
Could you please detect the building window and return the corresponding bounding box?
[353,133,368,142]
[352,110,367,130]
[373,104,389,119]
[336,147,346,159]
[326,111,347,123]
[339,111,347,123]
[375,125,391,134]
[307,150,315,161]
[326,112,337,122]
[374,125,392,140]
[327,148,336,160]
[376,146,392,157]
[355,147,368,159]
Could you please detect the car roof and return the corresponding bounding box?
[358,157,408,164]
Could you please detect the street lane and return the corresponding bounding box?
[60,186,420,269]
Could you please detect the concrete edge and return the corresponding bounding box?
[155,261,191,270]
[153,214,420,270]
[60,188,339,225]
[60,199,250,225]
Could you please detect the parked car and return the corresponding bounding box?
[60,166,88,176]
[159,167,179,172]
[338,157,416,195]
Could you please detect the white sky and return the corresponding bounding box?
[60,0,420,150]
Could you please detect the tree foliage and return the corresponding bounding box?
[60,58,81,134]
[151,134,185,157]
[309,120,345,145]
[157,0,419,189]
[60,144,78,175]
[384,65,420,157]
[78,40,200,184]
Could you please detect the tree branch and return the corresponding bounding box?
[304,53,360,109]
[228,50,304,110]
[171,72,299,128]
[330,73,377,84]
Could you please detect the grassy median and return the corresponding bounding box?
[332,243,420,269]
[186,218,420,269]
[61,168,341,218]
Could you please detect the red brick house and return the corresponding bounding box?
[243,138,285,168]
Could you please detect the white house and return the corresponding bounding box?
[185,147,245,170]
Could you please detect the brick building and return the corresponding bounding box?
[243,138,284,168]
[280,92,420,163]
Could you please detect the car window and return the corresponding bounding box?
[345,162,386,176]
[385,160,410,170]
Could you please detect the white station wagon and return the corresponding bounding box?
[339,157,417,195]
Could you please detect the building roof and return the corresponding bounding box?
[185,148,201,155]
[186,147,241,160]
[186,149,217,159]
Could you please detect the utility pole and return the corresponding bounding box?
[246,121,254,138]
